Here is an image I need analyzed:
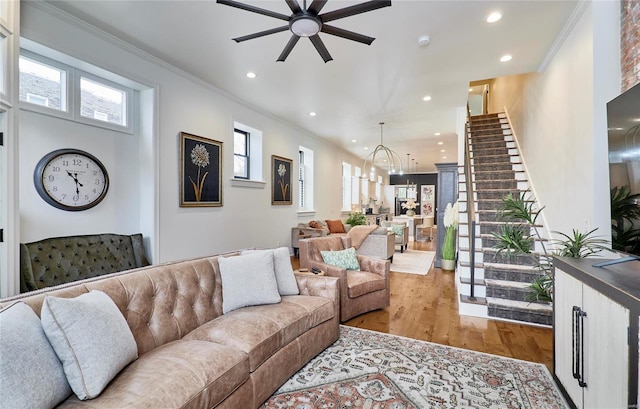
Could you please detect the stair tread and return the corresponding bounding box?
[486,297,552,312]
[459,277,486,286]
[484,279,531,288]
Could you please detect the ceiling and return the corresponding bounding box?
[44,0,578,173]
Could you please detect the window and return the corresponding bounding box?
[376,175,382,201]
[342,162,352,211]
[233,129,249,179]
[19,49,134,133]
[298,146,314,211]
[232,122,262,182]
[19,54,67,112]
[352,166,361,205]
[79,76,127,127]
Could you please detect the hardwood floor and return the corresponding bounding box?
[293,239,554,371]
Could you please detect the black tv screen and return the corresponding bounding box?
[608,82,640,255]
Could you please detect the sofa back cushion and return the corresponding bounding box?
[1,256,227,356]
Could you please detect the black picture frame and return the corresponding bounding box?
[180,132,222,207]
[271,155,292,205]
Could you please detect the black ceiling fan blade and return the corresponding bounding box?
[285,0,302,13]
[217,0,290,21]
[277,35,301,62]
[320,0,392,23]
[307,0,328,14]
[321,25,375,45]
[233,26,290,42]
[309,34,333,63]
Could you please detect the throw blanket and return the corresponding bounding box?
[347,225,378,249]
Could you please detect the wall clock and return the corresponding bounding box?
[34,148,109,211]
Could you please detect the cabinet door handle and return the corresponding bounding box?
[572,306,580,380]
[578,309,588,388]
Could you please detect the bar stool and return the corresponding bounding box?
[416,216,435,241]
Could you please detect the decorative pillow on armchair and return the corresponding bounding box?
[321,247,360,270]
[325,219,346,234]
[388,224,405,236]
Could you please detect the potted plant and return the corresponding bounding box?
[402,199,418,216]
[492,191,607,302]
[441,201,459,271]
[345,211,367,226]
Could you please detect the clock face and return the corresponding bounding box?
[34,149,109,211]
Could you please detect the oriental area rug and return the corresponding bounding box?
[262,326,567,409]
[390,249,435,275]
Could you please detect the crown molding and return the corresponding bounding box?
[537,0,590,73]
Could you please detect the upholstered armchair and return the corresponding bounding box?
[298,235,390,322]
[381,221,409,253]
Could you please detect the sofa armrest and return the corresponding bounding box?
[295,274,340,313]
[357,255,390,279]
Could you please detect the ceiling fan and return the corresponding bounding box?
[217,0,392,63]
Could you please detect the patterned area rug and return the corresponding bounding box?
[263,326,567,408]
[391,249,435,275]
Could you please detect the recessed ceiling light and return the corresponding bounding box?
[468,88,473,92]
[500,55,512,62]
[435,132,441,136]
[437,141,443,145]
[440,149,445,152]
[246,72,256,78]
[309,112,316,116]
[352,139,357,143]
[423,96,432,102]
[364,147,369,150]
[486,12,502,23]
[442,156,447,159]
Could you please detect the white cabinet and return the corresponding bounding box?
[554,267,630,408]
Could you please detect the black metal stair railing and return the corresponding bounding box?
[464,116,477,301]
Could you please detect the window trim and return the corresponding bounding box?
[19,50,72,119]
[74,70,133,133]
[19,49,134,134]
[233,128,250,180]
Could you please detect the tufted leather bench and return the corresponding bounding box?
[20,233,149,293]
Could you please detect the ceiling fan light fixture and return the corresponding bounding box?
[290,16,321,37]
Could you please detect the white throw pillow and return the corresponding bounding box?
[241,247,299,295]
[41,290,138,400]
[219,251,282,314]
[0,302,72,409]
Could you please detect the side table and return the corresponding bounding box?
[294,268,325,276]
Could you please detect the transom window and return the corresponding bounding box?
[19,49,134,133]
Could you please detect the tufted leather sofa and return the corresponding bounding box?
[0,251,340,408]
[20,233,150,293]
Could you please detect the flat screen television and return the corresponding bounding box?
[607,81,640,257]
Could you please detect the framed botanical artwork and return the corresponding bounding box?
[271,155,292,205]
[421,185,435,217]
[180,132,223,207]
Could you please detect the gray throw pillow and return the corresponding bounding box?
[219,251,282,314]
[241,247,299,295]
[0,302,72,409]
[41,290,138,400]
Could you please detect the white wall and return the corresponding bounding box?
[502,2,620,240]
[17,2,372,269]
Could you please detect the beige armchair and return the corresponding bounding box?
[381,221,409,253]
[356,230,395,262]
[299,235,390,322]
[291,220,352,257]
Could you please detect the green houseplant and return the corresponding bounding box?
[492,191,607,302]
[441,201,458,270]
[345,211,367,226]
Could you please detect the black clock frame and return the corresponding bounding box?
[34,148,110,211]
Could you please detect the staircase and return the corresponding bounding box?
[457,113,552,326]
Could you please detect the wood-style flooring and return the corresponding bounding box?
[293,239,553,371]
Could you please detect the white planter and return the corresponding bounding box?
[441,258,456,271]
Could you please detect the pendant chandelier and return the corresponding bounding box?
[362,122,403,179]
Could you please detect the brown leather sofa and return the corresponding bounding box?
[298,236,390,322]
[0,252,340,408]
